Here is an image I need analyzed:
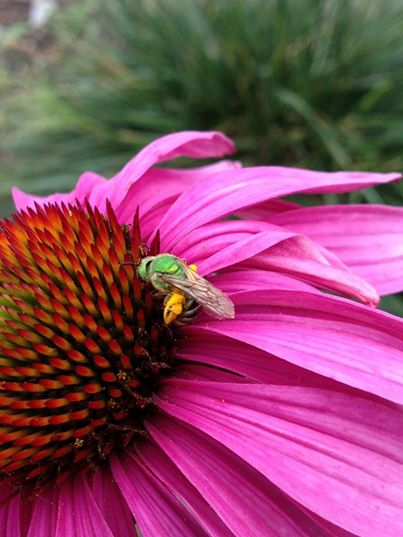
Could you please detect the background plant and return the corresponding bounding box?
[0,0,402,313]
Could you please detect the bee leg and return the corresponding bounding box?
[175,299,201,326]
[163,291,186,324]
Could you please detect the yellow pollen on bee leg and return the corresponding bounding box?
[163,291,186,325]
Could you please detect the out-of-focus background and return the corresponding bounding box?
[0,0,402,314]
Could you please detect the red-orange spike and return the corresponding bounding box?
[96,326,111,343]
[52,336,72,352]
[67,306,85,328]
[93,355,110,369]
[109,284,122,309]
[131,207,142,258]
[150,229,160,255]
[102,262,114,287]
[66,349,87,364]
[82,295,98,317]
[118,266,130,296]
[108,340,122,356]
[93,277,108,302]
[112,310,124,332]
[75,365,94,378]
[49,358,72,371]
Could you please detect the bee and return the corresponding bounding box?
[137,254,235,325]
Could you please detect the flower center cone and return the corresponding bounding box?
[0,201,176,497]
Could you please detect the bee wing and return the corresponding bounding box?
[159,267,235,320]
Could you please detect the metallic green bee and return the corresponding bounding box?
[137,253,235,324]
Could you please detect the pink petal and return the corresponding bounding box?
[174,219,378,305]
[303,511,357,537]
[12,172,106,211]
[115,160,241,226]
[91,467,136,537]
[12,131,235,213]
[173,220,336,271]
[140,198,181,240]
[177,362,253,383]
[115,130,235,181]
[171,220,269,262]
[209,269,319,294]
[189,290,403,404]
[111,451,210,537]
[27,486,59,537]
[134,443,235,537]
[55,474,115,537]
[272,204,403,295]
[147,415,336,537]
[246,238,379,306]
[157,379,403,537]
[190,224,297,275]
[0,494,21,537]
[88,130,235,212]
[158,167,400,250]
[179,328,339,388]
[236,199,301,219]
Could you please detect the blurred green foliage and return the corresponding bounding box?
[2,0,403,194]
[0,0,402,311]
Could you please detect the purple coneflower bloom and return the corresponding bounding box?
[1,131,403,536]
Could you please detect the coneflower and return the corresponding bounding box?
[2,131,403,536]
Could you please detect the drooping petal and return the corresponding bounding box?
[134,443,235,537]
[27,487,59,537]
[189,290,403,404]
[272,204,403,295]
[91,467,136,537]
[12,131,235,212]
[115,160,241,227]
[147,414,338,537]
[156,379,403,537]
[112,129,234,181]
[173,219,378,305]
[80,130,235,213]
[55,474,115,537]
[111,451,210,537]
[158,167,400,250]
[245,239,379,306]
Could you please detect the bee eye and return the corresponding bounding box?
[138,257,154,281]
[144,259,153,273]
